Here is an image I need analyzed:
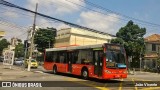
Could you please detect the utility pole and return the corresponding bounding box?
[157,46,160,67]
[28,3,38,71]
[49,41,50,48]
[140,54,142,72]
[140,47,142,72]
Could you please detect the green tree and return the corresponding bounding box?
[0,39,10,55]
[34,27,56,52]
[111,20,146,68]
[157,57,160,66]
[15,43,24,58]
[17,38,22,44]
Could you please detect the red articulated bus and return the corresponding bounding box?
[44,43,128,80]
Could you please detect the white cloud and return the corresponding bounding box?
[0,22,28,41]
[3,11,19,18]
[77,11,121,34]
[1,0,122,41]
[36,18,70,29]
[36,18,54,28]
[26,0,85,15]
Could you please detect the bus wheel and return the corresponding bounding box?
[53,66,57,74]
[82,69,88,79]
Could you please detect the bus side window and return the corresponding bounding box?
[72,51,79,64]
[53,52,59,63]
[64,52,67,63]
[52,52,56,62]
[76,50,82,64]
[46,51,53,62]
[78,49,93,64]
[59,52,67,63]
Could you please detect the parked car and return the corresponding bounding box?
[14,57,24,66]
[0,56,4,62]
[24,59,38,68]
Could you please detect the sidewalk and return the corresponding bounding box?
[0,63,33,80]
[128,70,159,75]
[135,71,159,75]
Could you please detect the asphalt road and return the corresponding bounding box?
[0,64,160,90]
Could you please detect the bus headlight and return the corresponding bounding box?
[105,70,111,74]
[123,70,127,74]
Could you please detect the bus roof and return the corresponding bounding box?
[46,44,104,52]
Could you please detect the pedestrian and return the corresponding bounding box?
[157,65,160,74]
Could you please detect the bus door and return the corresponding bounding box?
[93,50,103,76]
[67,52,73,72]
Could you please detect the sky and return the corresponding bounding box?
[0,0,160,41]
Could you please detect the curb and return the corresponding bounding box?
[33,71,44,74]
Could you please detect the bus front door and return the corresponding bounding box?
[94,51,103,76]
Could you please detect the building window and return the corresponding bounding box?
[152,44,156,51]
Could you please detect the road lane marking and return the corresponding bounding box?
[119,79,123,90]
[65,78,109,90]
[132,78,138,90]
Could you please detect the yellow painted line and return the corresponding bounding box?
[132,78,138,90]
[65,78,110,90]
[75,81,109,90]
[119,79,123,90]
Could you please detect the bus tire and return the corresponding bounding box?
[81,68,88,79]
[53,65,57,74]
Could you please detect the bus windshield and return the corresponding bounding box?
[106,45,126,68]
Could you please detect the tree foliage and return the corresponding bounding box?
[15,43,24,58]
[157,57,160,66]
[34,27,56,52]
[111,20,146,67]
[0,39,10,55]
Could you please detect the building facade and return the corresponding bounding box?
[54,28,116,47]
[11,37,19,47]
[143,34,160,69]
[0,31,5,39]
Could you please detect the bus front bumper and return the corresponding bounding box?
[103,73,127,79]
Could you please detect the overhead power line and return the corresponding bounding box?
[0,5,34,18]
[43,0,160,31]
[0,19,29,39]
[0,17,29,30]
[45,0,160,28]
[77,0,160,27]
[0,0,115,36]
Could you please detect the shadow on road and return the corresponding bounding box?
[43,71,122,84]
